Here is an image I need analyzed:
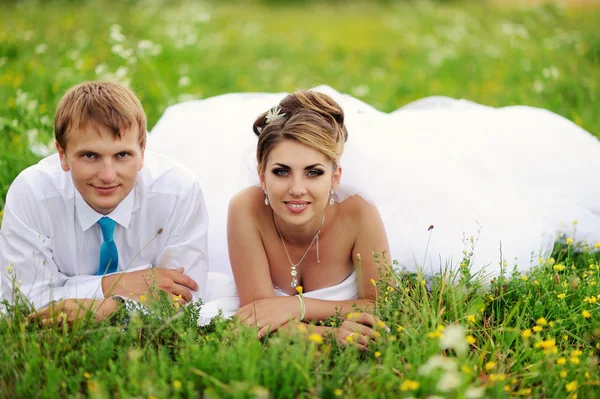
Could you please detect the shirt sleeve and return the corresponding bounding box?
[0,175,105,310]
[155,178,209,303]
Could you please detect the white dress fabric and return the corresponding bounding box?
[148,86,600,285]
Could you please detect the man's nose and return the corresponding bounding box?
[97,160,117,182]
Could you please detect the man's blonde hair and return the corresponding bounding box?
[54,81,146,150]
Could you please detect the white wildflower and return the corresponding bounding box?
[439,324,468,356]
[437,371,462,393]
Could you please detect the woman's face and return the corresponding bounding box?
[260,139,341,227]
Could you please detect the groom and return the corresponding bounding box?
[0,81,208,321]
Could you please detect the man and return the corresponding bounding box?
[0,81,208,323]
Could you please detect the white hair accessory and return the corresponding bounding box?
[265,106,286,124]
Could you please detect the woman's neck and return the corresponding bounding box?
[273,211,328,246]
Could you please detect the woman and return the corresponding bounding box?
[228,91,390,339]
[148,86,600,327]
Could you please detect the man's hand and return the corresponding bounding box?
[28,298,118,327]
[337,312,388,350]
[101,267,199,303]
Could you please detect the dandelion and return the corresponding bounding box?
[400,379,420,391]
[345,334,354,344]
[571,350,583,357]
[521,329,532,339]
[566,237,574,245]
[536,317,548,326]
[485,361,496,371]
[466,335,477,345]
[373,331,381,338]
[437,371,462,393]
[517,388,532,395]
[557,357,567,365]
[557,293,566,299]
[570,357,580,365]
[308,334,323,344]
[139,294,147,302]
[533,326,543,332]
[554,264,566,272]
[582,310,592,319]
[172,380,182,389]
[397,326,404,333]
[560,370,568,378]
[489,373,506,382]
[467,315,476,323]
[334,389,343,397]
[374,351,381,358]
[565,381,578,392]
[594,243,600,250]
[521,275,528,281]
[83,372,91,379]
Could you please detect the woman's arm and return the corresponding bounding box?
[227,188,277,306]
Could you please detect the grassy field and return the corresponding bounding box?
[1,0,600,397]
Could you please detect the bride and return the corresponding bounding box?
[148,86,600,326]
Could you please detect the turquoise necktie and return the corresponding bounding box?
[97,217,119,275]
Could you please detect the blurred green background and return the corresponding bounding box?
[1,0,599,208]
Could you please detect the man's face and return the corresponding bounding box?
[57,121,145,215]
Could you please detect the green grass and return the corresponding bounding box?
[1,0,600,397]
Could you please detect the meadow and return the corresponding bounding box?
[1,0,600,397]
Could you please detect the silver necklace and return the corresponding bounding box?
[274,214,325,288]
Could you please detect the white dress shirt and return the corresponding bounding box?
[0,151,209,309]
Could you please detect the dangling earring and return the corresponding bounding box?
[329,190,335,206]
[264,190,270,206]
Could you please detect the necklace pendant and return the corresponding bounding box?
[291,278,298,288]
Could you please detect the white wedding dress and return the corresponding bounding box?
[148,86,600,314]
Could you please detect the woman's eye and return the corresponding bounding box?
[273,169,289,176]
[307,170,324,177]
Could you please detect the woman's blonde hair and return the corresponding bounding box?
[253,90,348,172]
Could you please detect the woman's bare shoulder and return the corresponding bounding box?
[229,186,268,218]
[337,194,380,220]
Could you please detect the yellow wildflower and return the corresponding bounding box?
[534,280,540,285]
[345,334,354,343]
[521,275,528,281]
[334,389,343,397]
[566,237,574,245]
[396,326,404,333]
[484,361,496,371]
[533,326,543,333]
[554,264,566,272]
[386,286,394,292]
[517,388,532,396]
[461,365,472,374]
[557,357,567,365]
[565,381,578,392]
[374,351,381,358]
[428,331,442,339]
[536,317,548,326]
[467,315,476,323]
[83,372,91,379]
[585,372,591,379]
[571,350,583,357]
[594,243,600,249]
[466,335,476,345]
[557,293,566,299]
[582,310,592,319]
[369,278,376,286]
[549,321,555,327]
[308,334,323,344]
[6,264,12,272]
[172,380,182,389]
[346,312,361,319]
[504,385,510,392]
[399,380,420,391]
[490,373,506,382]
[139,294,147,302]
[570,357,580,365]
[560,370,568,378]
[521,329,532,339]
[373,331,381,338]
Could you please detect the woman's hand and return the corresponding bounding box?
[337,312,388,350]
[29,298,118,327]
[236,296,302,338]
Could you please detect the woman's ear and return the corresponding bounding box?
[258,169,266,191]
[332,165,342,190]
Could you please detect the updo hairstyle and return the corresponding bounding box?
[253,90,348,173]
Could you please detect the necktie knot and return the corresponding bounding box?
[98,217,116,241]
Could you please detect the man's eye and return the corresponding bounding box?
[117,152,129,159]
[83,153,96,159]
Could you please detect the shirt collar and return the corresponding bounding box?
[75,189,135,232]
